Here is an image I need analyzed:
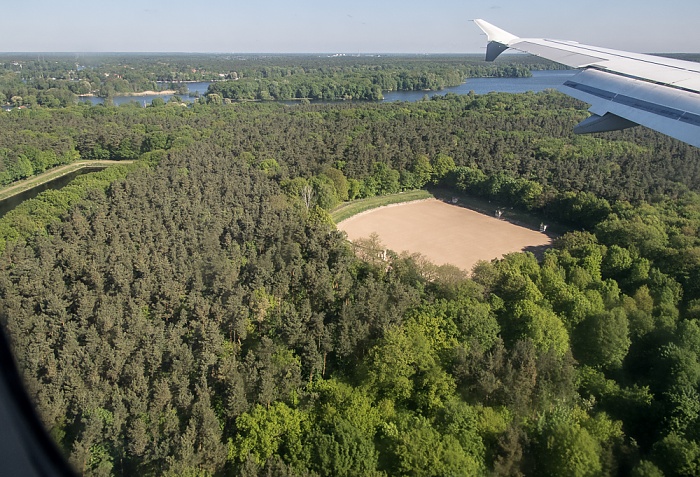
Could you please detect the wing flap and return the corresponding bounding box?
[573,113,638,134]
[561,69,700,147]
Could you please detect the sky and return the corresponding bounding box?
[2,0,700,54]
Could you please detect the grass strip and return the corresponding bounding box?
[331,189,433,223]
[0,161,132,201]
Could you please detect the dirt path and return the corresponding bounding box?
[338,198,553,272]
[0,161,131,200]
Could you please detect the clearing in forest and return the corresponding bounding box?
[337,198,553,272]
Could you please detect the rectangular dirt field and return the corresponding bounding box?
[337,198,552,272]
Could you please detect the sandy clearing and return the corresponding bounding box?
[337,198,552,272]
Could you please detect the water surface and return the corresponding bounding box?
[78,81,213,106]
[382,70,576,102]
[0,167,105,218]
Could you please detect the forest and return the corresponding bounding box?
[1,82,700,476]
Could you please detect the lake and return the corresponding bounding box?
[78,81,212,106]
[382,70,577,102]
[77,70,576,106]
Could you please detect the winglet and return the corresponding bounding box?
[473,19,519,61]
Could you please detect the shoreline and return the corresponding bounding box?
[78,90,178,98]
[123,90,178,97]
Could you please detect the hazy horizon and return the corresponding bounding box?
[3,1,700,54]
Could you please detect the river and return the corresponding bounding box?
[0,167,106,218]
[77,70,576,106]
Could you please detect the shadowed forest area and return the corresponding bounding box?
[1,59,700,475]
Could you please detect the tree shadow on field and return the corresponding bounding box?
[428,186,571,237]
[522,241,555,260]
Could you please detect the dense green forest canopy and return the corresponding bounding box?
[1,88,700,476]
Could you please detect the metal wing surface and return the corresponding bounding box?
[473,19,700,147]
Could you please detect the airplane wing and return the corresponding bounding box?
[473,19,700,148]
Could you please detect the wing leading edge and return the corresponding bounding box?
[473,19,700,148]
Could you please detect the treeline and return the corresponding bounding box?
[206,74,385,102]
[206,63,532,102]
[1,92,700,475]
[0,53,546,106]
[0,130,79,185]
[0,104,189,187]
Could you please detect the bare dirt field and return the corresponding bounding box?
[337,198,553,272]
